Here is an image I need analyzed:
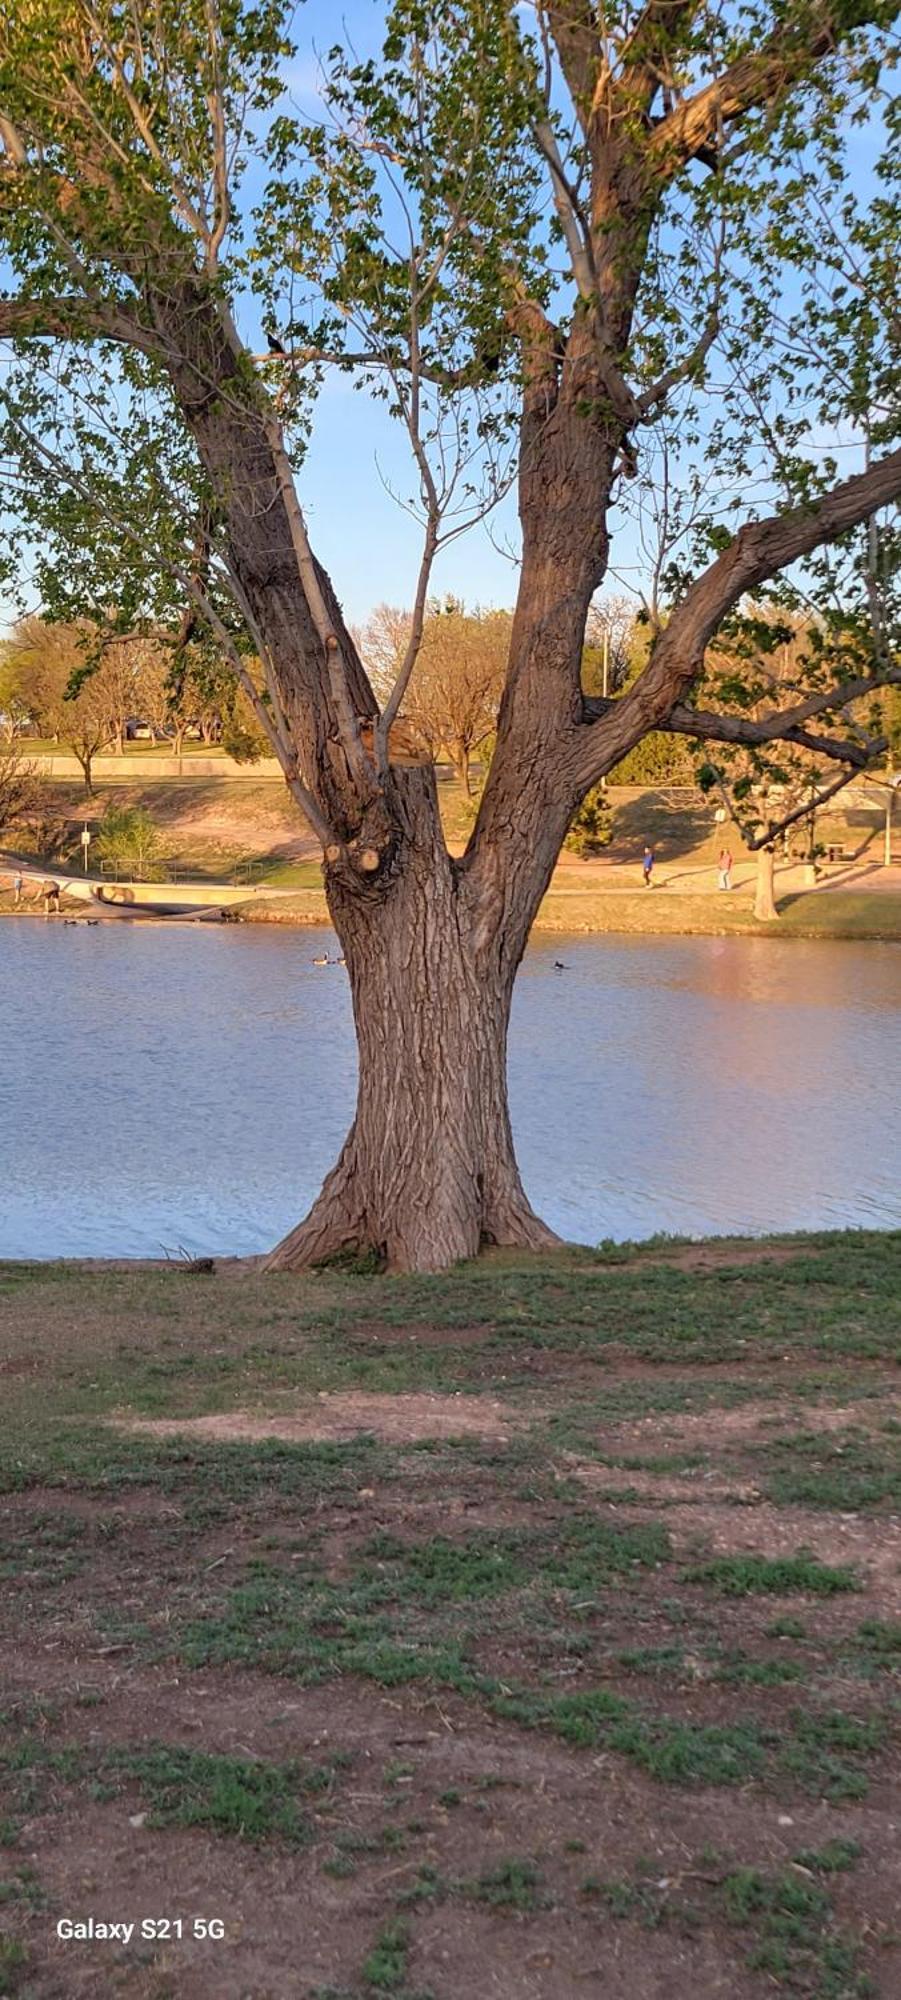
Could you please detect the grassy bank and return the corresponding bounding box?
[1,1232,899,1997]
[243,883,901,940]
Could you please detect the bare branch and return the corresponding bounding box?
[204,0,231,268]
[533,116,597,299]
[637,215,726,418]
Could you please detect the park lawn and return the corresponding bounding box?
[0,1231,899,1999]
[532,886,901,940]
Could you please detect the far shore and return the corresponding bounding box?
[3,774,899,941]
[4,882,899,940]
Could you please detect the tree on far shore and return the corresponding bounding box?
[1,3,900,1271]
[364,601,509,795]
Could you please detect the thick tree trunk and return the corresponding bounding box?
[754,844,779,921]
[263,776,558,1273]
[264,774,559,1273]
[159,290,614,1274]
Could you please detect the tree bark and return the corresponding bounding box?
[754,844,779,921]
[263,771,559,1273]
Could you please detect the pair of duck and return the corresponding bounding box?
[312,951,346,967]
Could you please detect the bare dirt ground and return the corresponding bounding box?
[0,1234,898,1998]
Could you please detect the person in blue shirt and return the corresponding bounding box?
[642,845,655,887]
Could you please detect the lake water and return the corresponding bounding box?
[1,923,899,1259]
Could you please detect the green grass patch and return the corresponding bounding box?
[793,1839,863,1875]
[685,1553,858,1597]
[759,1430,901,1511]
[469,1858,545,1912]
[779,1710,886,1802]
[360,1917,412,1992]
[108,1744,335,1846]
[721,1865,871,1996]
[0,1934,27,1998]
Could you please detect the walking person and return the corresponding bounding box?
[717,846,733,891]
[642,844,655,888]
[13,871,23,907]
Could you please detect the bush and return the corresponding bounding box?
[565,785,613,857]
[93,805,166,879]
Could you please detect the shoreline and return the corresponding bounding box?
[1,1225,897,1276]
[3,891,900,941]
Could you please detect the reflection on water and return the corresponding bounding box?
[1,923,899,1257]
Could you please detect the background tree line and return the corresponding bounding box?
[0,618,268,792]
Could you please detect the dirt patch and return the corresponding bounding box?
[603,1398,900,1449]
[114,1390,525,1445]
[566,1463,763,1505]
[623,1242,812,1273]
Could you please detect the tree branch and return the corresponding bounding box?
[649,2,886,175]
[661,704,887,768]
[573,445,901,787]
[0,294,163,358]
[533,116,597,299]
[743,760,882,850]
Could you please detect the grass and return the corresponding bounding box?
[759,1431,901,1511]
[720,1866,871,1997]
[470,1858,545,1911]
[107,1744,329,1846]
[360,1918,413,1992]
[583,1852,873,1996]
[0,1233,897,1996]
[684,1553,860,1597]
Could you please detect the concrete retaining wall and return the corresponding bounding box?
[29,753,285,781]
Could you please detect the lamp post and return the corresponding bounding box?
[81,825,91,875]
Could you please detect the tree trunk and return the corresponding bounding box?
[754,844,779,921]
[263,773,559,1274]
[78,754,93,797]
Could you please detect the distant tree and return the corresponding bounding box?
[581,598,635,700]
[365,601,509,795]
[0,738,45,838]
[600,618,696,783]
[94,804,166,879]
[693,604,892,919]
